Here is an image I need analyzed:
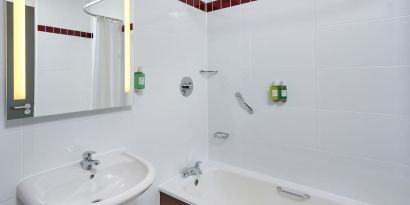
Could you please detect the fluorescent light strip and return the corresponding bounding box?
[124,0,131,93]
[13,0,26,100]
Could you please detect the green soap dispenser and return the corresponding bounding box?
[270,81,280,102]
[134,66,145,90]
[279,81,287,102]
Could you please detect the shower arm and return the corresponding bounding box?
[83,0,123,23]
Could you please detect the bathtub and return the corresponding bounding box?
[160,162,371,205]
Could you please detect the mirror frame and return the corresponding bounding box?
[5,0,134,120]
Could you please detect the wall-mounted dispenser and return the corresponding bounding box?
[270,81,280,102]
[279,81,287,102]
[134,66,145,91]
[270,81,287,103]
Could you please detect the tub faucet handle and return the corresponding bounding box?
[195,161,202,168]
[82,151,96,160]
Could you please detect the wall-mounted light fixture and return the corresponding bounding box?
[13,0,26,100]
[6,0,35,120]
[124,0,131,93]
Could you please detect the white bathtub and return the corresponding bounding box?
[160,162,371,205]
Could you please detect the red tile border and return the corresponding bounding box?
[180,0,256,12]
[37,25,93,39]
[38,25,46,32]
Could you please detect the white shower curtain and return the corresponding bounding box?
[92,18,127,109]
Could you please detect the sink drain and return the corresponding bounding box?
[91,199,103,203]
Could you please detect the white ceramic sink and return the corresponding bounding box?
[17,151,155,205]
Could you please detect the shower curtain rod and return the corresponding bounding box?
[84,0,123,23]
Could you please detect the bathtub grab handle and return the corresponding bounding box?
[213,132,230,139]
[277,186,310,200]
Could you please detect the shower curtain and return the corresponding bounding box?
[92,18,127,109]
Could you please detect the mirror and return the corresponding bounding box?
[5,0,133,120]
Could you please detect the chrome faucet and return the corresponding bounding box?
[80,151,100,171]
[182,161,202,178]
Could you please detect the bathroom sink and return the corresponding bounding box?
[17,151,156,205]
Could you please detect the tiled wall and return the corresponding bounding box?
[208,0,410,205]
[0,1,207,205]
[179,0,256,12]
[35,0,94,116]
[1,0,409,205]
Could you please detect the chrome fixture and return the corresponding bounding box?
[235,92,254,114]
[180,77,194,97]
[13,104,32,115]
[182,161,202,178]
[199,70,218,74]
[277,186,310,201]
[81,151,100,171]
[213,132,230,139]
[83,0,122,22]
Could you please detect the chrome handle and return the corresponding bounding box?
[12,104,32,115]
[181,83,192,89]
[195,161,202,168]
[235,92,254,114]
[277,186,310,200]
[200,70,218,73]
[213,132,230,139]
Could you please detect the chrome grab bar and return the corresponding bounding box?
[213,132,230,139]
[200,70,218,74]
[277,186,310,200]
[235,92,253,114]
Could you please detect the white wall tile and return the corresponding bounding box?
[255,108,318,148]
[37,0,91,31]
[317,17,410,68]
[135,0,206,35]
[0,199,16,205]
[207,32,251,72]
[0,132,22,202]
[318,110,410,165]
[240,0,316,32]
[251,29,315,69]
[318,0,410,26]
[35,32,93,116]
[317,67,410,115]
